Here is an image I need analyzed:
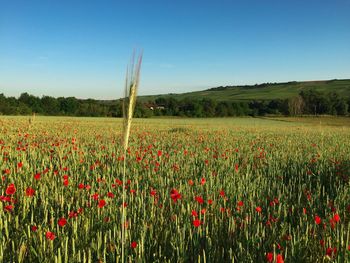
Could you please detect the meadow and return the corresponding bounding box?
[0,116,349,262]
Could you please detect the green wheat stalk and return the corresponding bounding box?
[121,52,142,263]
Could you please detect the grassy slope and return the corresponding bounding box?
[138,79,350,102]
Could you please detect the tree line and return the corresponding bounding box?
[0,89,349,117]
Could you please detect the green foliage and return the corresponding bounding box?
[0,79,349,117]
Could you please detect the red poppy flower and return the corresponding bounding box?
[314,215,321,225]
[237,201,244,207]
[191,210,198,217]
[170,189,181,203]
[58,217,67,227]
[98,199,106,208]
[326,247,337,257]
[256,206,262,213]
[91,193,99,200]
[78,183,84,189]
[34,173,41,180]
[193,219,201,227]
[107,192,115,198]
[276,254,284,263]
[25,187,35,197]
[68,211,78,218]
[266,252,273,262]
[31,225,38,232]
[6,183,16,195]
[46,231,56,240]
[4,205,13,212]
[17,162,23,168]
[195,196,204,204]
[157,150,162,157]
[131,241,137,248]
[333,213,340,223]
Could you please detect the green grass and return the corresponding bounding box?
[138,79,350,102]
[0,116,350,262]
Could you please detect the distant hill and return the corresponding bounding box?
[137,79,350,102]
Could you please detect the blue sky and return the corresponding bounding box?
[0,0,349,99]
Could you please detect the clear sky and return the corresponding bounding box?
[1,0,349,99]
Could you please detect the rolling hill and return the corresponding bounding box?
[138,79,350,102]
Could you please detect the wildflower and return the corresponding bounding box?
[107,192,115,198]
[131,241,137,248]
[34,173,41,180]
[63,179,69,186]
[195,196,204,204]
[58,217,67,227]
[276,254,284,263]
[25,187,35,197]
[46,231,56,240]
[193,219,201,227]
[314,215,321,225]
[98,199,106,208]
[6,183,16,195]
[333,213,340,223]
[326,247,337,257]
[4,205,13,212]
[256,206,262,213]
[68,211,78,218]
[170,189,181,203]
[266,252,273,262]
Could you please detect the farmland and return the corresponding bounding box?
[138,79,350,102]
[0,116,350,262]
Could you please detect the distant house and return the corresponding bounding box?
[144,103,166,110]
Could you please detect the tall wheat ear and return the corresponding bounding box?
[121,51,142,263]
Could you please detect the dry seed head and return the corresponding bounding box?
[122,52,143,152]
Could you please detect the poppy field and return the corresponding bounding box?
[1,116,350,262]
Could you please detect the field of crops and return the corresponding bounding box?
[0,116,350,262]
